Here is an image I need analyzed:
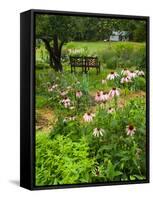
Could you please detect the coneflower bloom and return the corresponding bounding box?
[120,76,132,84]
[101,79,107,84]
[61,96,71,108]
[60,90,68,96]
[95,91,102,102]
[107,71,119,80]
[135,70,145,76]
[48,86,54,92]
[128,71,137,79]
[52,84,58,89]
[107,107,115,114]
[76,90,83,98]
[126,125,136,136]
[48,84,58,92]
[109,88,120,98]
[93,128,105,137]
[121,68,130,76]
[69,116,76,121]
[101,92,109,103]
[83,112,95,122]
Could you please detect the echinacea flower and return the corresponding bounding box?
[83,112,95,122]
[120,76,132,84]
[101,92,109,103]
[109,88,120,98]
[121,68,130,76]
[107,107,115,114]
[95,91,102,102]
[107,71,119,80]
[60,90,68,96]
[52,84,58,89]
[135,70,145,76]
[48,84,58,92]
[93,128,105,137]
[126,124,136,136]
[128,71,137,79]
[76,90,83,98]
[61,96,71,108]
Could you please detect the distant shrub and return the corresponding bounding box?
[100,43,146,69]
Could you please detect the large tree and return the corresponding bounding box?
[36,14,81,71]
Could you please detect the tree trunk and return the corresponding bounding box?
[42,38,54,68]
[42,36,64,72]
[52,34,63,71]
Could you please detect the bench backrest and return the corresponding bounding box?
[70,56,99,67]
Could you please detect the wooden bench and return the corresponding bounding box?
[70,56,100,74]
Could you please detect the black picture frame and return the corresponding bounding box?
[20,9,150,190]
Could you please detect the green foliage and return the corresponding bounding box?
[36,133,95,185]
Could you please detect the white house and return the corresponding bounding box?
[110,31,129,41]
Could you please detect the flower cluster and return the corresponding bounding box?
[83,112,95,122]
[60,96,71,108]
[48,84,58,92]
[107,71,119,80]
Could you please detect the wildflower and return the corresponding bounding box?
[48,84,58,92]
[60,90,68,96]
[120,76,132,84]
[93,128,105,137]
[107,71,119,80]
[48,86,54,92]
[109,88,120,98]
[83,112,95,122]
[61,96,71,108]
[76,90,83,98]
[69,116,76,121]
[107,107,115,114]
[101,79,107,84]
[101,92,109,103]
[52,84,58,89]
[121,68,130,76]
[128,71,137,79]
[126,125,136,136]
[135,70,145,76]
[95,91,102,102]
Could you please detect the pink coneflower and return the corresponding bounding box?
[101,79,107,84]
[93,128,105,137]
[60,90,68,96]
[61,96,71,108]
[52,84,58,89]
[69,116,76,121]
[76,90,83,98]
[48,84,58,92]
[128,71,137,79]
[126,125,136,136]
[135,70,145,76]
[120,76,132,84]
[95,91,102,102]
[83,112,95,122]
[101,92,109,103]
[121,68,130,76]
[107,107,115,114]
[48,86,54,92]
[109,88,120,98]
[107,71,119,80]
